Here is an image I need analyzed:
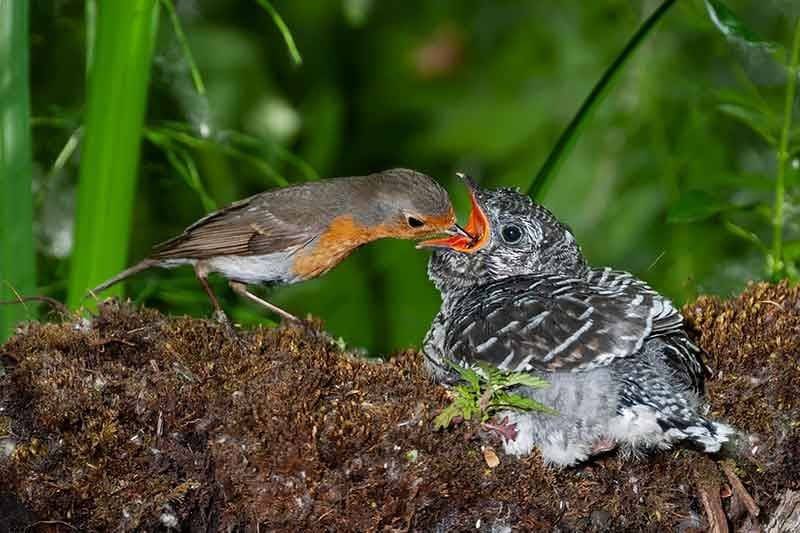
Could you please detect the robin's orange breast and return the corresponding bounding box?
[291,215,396,280]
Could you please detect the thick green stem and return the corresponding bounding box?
[527,0,676,199]
[0,0,36,341]
[771,18,800,278]
[67,1,160,307]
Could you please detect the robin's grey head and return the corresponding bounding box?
[360,168,465,240]
[419,175,589,295]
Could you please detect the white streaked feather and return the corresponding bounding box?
[520,311,551,335]
[475,337,499,354]
[498,349,517,370]
[541,319,593,363]
[497,320,520,334]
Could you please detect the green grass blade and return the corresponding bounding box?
[527,0,677,199]
[67,0,160,308]
[0,0,36,341]
[254,0,303,66]
[161,0,206,95]
[163,146,217,212]
[145,122,290,186]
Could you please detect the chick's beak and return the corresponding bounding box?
[417,177,490,253]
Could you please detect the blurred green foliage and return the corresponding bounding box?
[0,0,36,341]
[13,0,800,352]
[67,0,160,308]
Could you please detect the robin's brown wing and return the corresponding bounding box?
[444,272,683,373]
[150,189,335,260]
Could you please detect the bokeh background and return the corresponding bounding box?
[5,0,800,353]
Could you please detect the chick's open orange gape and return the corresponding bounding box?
[417,173,490,253]
[91,169,467,322]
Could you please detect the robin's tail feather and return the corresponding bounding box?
[87,259,159,299]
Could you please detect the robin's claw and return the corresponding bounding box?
[212,309,230,324]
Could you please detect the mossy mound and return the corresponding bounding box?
[1,283,798,532]
[684,282,800,502]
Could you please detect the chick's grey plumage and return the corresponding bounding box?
[424,185,734,466]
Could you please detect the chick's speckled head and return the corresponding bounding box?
[420,175,589,295]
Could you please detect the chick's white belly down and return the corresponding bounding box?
[500,368,619,466]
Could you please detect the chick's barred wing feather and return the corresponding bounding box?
[443,271,684,373]
[585,267,684,335]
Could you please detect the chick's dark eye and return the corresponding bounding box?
[501,224,523,243]
[407,216,425,228]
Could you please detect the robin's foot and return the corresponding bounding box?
[212,308,230,324]
[212,309,242,341]
[482,416,518,443]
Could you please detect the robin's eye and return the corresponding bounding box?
[501,224,523,244]
[407,216,425,228]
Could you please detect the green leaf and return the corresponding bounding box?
[667,190,729,223]
[717,102,777,144]
[724,219,767,251]
[704,0,779,51]
[477,362,503,383]
[492,392,558,415]
[434,403,463,430]
[504,372,551,389]
[460,399,478,422]
[452,362,482,390]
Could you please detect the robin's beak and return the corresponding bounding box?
[417,174,490,253]
[445,223,471,238]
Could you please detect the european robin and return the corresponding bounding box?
[417,175,734,466]
[91,168,467,321]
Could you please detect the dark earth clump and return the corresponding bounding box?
[0,282,798,532]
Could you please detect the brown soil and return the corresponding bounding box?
[0,282,798,532]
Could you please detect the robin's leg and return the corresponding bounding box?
[228,281,299,322]
[194,262,229,324]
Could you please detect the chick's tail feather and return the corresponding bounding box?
[681,418,738,454]
[87,259,159,298]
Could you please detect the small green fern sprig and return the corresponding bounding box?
[434,362,557,430]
